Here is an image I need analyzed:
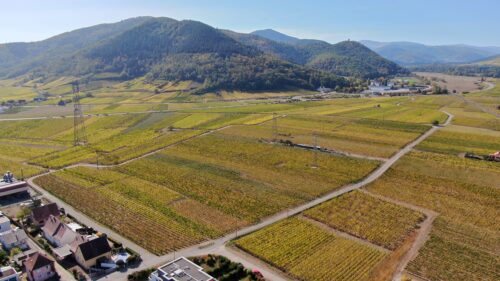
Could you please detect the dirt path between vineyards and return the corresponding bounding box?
[359,190,439,281]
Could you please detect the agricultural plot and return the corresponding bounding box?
[445,106,499,130]
[221,115,429,158]
[304,191,425,250]
[235,217,388,281]
[417,125,500,155]
[366,150,499,281]
[0,86,38,102]
[33,127,378,253]
[29,113,206,168]
[339,103,448,124]
[34,168,215,254]
[118,132,378,222]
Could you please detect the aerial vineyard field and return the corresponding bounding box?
[444,106,500,130]
[417,125,500,155]
[338,102,448,124]
[32,125,378,253]
[235,217,388,281]
[220,115,428,158]
[34,169,213,254]
[366,150,499,280]
[304,191,425,250]
[29,113,206,168]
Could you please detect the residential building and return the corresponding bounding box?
[24,253,57,281]
[71,236,111,270]
[0,215,10,233]
[42,215,78,247]
[149,257,217,281]
[0,266,19,281]
[30,203,60,227]
[0,228,28,250]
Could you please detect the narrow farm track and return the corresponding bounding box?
[27,111,453,281]
[453,81,498,117]
[0,102,266,121]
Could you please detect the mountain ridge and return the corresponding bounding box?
[0,19,407,93]
[361,40,500,65]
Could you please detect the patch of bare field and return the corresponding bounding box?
[415,72,484,93]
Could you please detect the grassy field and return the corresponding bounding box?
[235,217,388,281]
[304,191,425,250]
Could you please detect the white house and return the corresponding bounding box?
[0,266,19,281]
[0,228,28,251]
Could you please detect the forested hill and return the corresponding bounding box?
[0,17,408,92]
[0,17,153,77]
[232,29,409,79]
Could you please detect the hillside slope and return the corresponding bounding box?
[229,29,408,79]
[0,17,153,77]
[1,18,349,92]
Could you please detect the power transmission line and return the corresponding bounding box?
[72,82,87,146]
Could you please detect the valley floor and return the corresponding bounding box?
[0,78,498,281]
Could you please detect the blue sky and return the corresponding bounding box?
[1,0,499,46]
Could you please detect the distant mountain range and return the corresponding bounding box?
[0,19,408,93]
[360,40,500,66]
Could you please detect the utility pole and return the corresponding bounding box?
[272,112,278,139]
[72,82,87,146]
[313,132,319,168]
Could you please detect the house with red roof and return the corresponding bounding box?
[24,253,57,281]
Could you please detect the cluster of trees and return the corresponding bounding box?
[411,64,500,78]
[432,84,449,95]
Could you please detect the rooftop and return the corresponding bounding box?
[76,236,111,261]
[153,257,216,281]
[0,266,17,278]
[31,203,61,223]
[24,252,54,272]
